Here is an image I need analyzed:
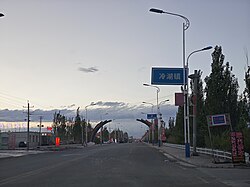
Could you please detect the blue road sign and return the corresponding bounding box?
[212,114,227,126]
[151,67,187,85]
[207,114,231,127]
[147,114,157,119]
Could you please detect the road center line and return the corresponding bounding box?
[195,176,209,184]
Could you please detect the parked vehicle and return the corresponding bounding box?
[18,141,27,147]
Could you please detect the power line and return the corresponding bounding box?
[0,90,27,102]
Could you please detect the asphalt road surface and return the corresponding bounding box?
[0,143,249,187]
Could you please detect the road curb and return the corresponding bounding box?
[145,143,237,168]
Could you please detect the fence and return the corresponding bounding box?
[163,143,233,160]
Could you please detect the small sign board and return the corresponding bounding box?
[231,132,245,163]
[175,92,184,106]
[207,114,231,127]
[212,115,226,126]
[151,67,187,85]
[147,114,157,119]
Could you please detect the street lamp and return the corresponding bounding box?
[85,102,96,146]
[143,83,161,146]
[187,46,213,66]
[149,7,190,157]
[159,99,169,106]
[187,46,212,155]
[142,102,154,113]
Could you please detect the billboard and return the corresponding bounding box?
[207,114,231,127]
[231,132,245,163]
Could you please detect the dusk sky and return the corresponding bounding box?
[0,1,249,137]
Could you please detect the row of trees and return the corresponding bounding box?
[53,107,93,144]
[52,108,129,144]
[166,46,250,152]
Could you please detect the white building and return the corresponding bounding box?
[0,131,40,149]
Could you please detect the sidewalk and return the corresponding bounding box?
[0,150,46,159]
[0,143,96,159]
[148,143,243,168]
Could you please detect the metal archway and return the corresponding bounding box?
[90,120,112,142]
[136,119,152,128]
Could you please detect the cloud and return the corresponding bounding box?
[78,67,99,73]
[0,104,178,126]
[95,101,126,107]
[0,104,178,138]
[67,104,76,108]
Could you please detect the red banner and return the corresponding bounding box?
[231,132,245,163]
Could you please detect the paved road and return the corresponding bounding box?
[0,143,249,187]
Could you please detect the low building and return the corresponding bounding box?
[0,131,40,149]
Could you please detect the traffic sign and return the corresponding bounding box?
[151,67,187,85]
[147,114,157,119]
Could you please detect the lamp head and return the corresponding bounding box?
[0,13,4,17]
[149,8,164,14]
[202,46,213,51]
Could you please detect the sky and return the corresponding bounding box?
[0,0,249,137]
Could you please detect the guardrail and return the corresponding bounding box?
[163,143,232,160]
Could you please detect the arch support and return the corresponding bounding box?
[136,119,152,128]
[90,120,112,142]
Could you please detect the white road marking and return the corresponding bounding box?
[196,176,209,184]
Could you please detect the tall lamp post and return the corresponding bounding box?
[142,102,154,144]
[143,83,161,146]
[187,46,212,155]
[149,8,190,156]
[85,102,96,146]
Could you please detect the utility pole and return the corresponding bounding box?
[188,70,200,156]
[24,101,34,151]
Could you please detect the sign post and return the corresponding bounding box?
[151,67,189,156]
[207,113,232,163]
